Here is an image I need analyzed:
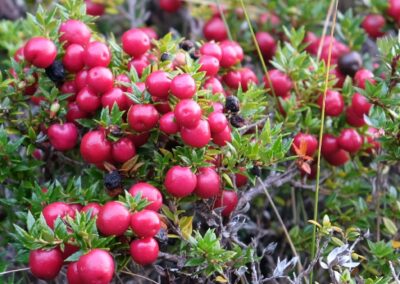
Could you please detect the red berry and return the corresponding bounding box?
[129,182,163,211]
[128,132,150,148]
[208,112,228,133]
[122,29,150,58]
[324,149,350,166]
[199,55,220,77]
[240,67,258,91]
[321,134,339,157]
[111,137,136,163]
[81,202,102,217]
[67,262,81,284]
[87,67,114,94]
[76,86,101,113]
[85,0,104,16]
[171,74,196,99]
[317,90,344,117]
[365,127,381,153]
[29,248,63,280]
[351,93,371,117]
[200,42,222,61]
[24,37,57,68]
[181,119,211,148]
[97,201,130,236]
[338,128,363,153]
[264,69,292,97]
[362,14,385,38]
[330,67,346,88]
[139,27,158,41]
[48,123,78,151]
[60,80,77,101]
[130,210,161,238]
[102,87,127,110]
[292,133,318,157]
[32,148,44,160]
[61,243,79,260]
[153,96,172,114]
[130,237,159,265]
[354,69,375,89]
[159,0,182,12]
[146,70,171,98]
[80,130,112,164]
[174,99,202,129]
[255,31,276,61]
[59,19,91,48]
[219,43,239,68]
[43,202,75,229]
[127,56,149,78]
[159,112,180,134]
[346,106,366,127]
[223,70,242,89]
[66,102,89,124]
[164,166,197,197]
[212,125,232,146]
[77,249,114,284]
[75,70,88,90]
[63,44,85,73]
[388,0,400,23]
[214,190,238,217]
[195,167,220,198]
[221,40,243,62]
[235,172,248,187]
[14,46,24,62]
[203,77,224,95]
[84,41,111,68]
[203,17,227,42]
[128,104,159,132]
[115,74,130,91]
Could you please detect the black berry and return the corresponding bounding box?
[338,51,362,77]
[160,52,171,61]
[45,60,66,85]
[250,165,261,177]
[225,96,240,113]
[104,170,122,191]
[230,114,245,128]
[179,40,194,51]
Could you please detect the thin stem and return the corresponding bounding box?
[239,0,279,107]
[316,0,335,61]
[257,177,303,272]
[215,0,233,41]
[310,0,339,281]
[0,267,30,276]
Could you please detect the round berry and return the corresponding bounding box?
[225,95,240,113]
[24,37,57,68]
[63,44,85,73]
[346,106,366,127]
[255,31,276,61]
[159,0,182,13]
[199,55,220,77]
[80,130,112,164]
[214,190,238,217]
[81,202,102,217]
[85,0,105,16]
[321,134,339,157]
[317,90,344,117]
[129,182,163,211]
[29,248,63,280]
[388,0,400,23]
[200,42,222,61]
[174,99,202,129]
[127,56,149,78]
[102,87,127,110]
[203,17,227,42]
[130,237,159,265]
[181,119,211,148]
[362,14,385,38]
[195,167,220,198]
[219,44,238,68]
[115,74,130,91]
[67,262,81,284]
[324,149,350,166]
[43,202,75,229]
[264,69,292,97]
[130,210,161,238]
[223,70,242,89]
[351,93,371,117]
[240,67,258,91]
[97,201,130,236]
[87,67,113,94]
[145,70,171,98]
[354,69,375,89]
[122,29,150,58]
[76,86,101,113]
[338,128,363,153]
[338,51,362,77]
[75,69,88,90]
[292,132,318,157]
[208,112,228,133]
[48,123,78,151]
[59,19,91,48]
[77,249,114,284]
[111,137,136,163]
[128,132,150,148]
[203,77,224,95]
[84,41,111,68]
[171,74,196,99]
[159,112,179,134]
[164,166,197,197]
[212,125,232,146]
[128,104,159,132]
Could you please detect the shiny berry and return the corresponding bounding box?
[122,29,151,58]
[199,55,220,77]
[43,202,75,229]
[181,119,211,148]
[24,37,57,68]
[130,237,159,265]
[48,123,78,151]
[76,87,100,112]
[240,67,258,91]
[354,69,375,89]
[324,149,350,166]
[338,128,363,153]
[338,51,362,77]
[87,67,113,94]
[102,87,127,110]
[97,201,130,236]
[159,0,182,13]
[317,90,344,117]
[85,0,105,16]
[200,42,222,60]
[208,112,228,133]
[159,112,179,134]
[352,93,371,117]
[346,106,366,127]
[45,60,66,84]
[80,130,112,164]
[164,166,197,197]
[29,248,63,280]
[225,96,240,113]
[66,102,89,124]
[264,69,292,97]
[84,41,111,68]
[203,17,227,42]
[81,202,102,217]
[174,99,202,129]
[59,19,91,47]
[212,125,232,146]
[195,167,220,198]
[63,44,85,73]
[321,134,339,157]
[75,70,88,90]
[129,182,163,211]
[256,31,276,61]
[145,70,171,98]
[77,249,114,284]
[362,14,385,38]
[203,77,224,95]
[223,70,241,89]
[128,104,159,132]
[127,56,149,78]
[171,74,196,99]
[214,190,238,217]
[388,0,400,23]
[111,137,136,163]
[66,262,81,284]
[130,210,161,238]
